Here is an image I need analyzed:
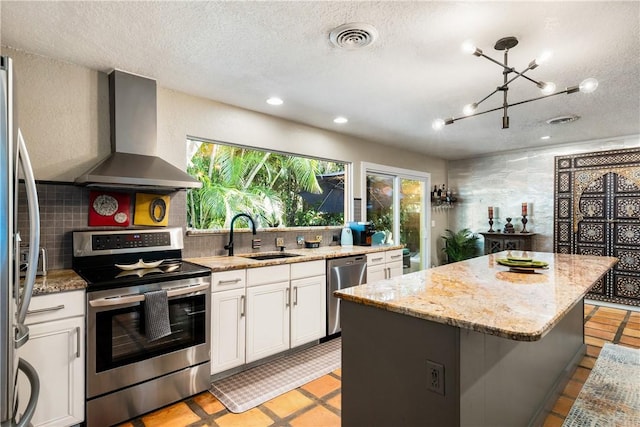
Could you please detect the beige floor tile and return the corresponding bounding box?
[290,405,340,427]
[586,344,602,358]
[215,408,273,427]
[543,413,565,427]
[561,379,584,399]
[263,389,314,418]
[141,402,200,426]
[619,334,640,348]
[332,368,342,377]
[301,375,341,398]
[193,392,226,415]
[594,307,627,318]
[585,335,606,348]
[623,327,640,338]
[588,315,623,326]
[578,356,596,369]
[585,320,619,332]
[571,366,591,383]
[584,326,616,341]
[326,394,341,411]
[552,396,574,417]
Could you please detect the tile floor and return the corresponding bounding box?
[119,303,639,427]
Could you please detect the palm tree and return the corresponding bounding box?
[187,141,332,229]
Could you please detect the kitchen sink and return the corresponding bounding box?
[238,252,301,260]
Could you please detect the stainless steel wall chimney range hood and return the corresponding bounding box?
[75,70,202,191]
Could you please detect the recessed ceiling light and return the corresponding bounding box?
[540,135,551,140]
[266,97,283,106]
[333,116,348,124]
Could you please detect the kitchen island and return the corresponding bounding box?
[335,251,617,427]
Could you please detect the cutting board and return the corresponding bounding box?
[88,191,131,227]
[134,193,170,226]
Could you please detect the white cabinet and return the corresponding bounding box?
[246,280,290,363]
[290,260,326,348]
[17,290,85,427]
[212,260,326,372]
[211,288,246,374]
[211,269,246,375]
[367,249,404,281]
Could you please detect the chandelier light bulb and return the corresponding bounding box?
[539,82,556,95]
[461,40,477,55]
[432,118,445,131]
[579,78,599,93]
[463,103,478,116]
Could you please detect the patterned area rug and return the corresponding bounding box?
[563,343,640,426]
[210,337,341,413]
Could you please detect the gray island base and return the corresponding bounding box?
[336,252,617,427]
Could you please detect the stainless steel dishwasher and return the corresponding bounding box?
[326,255,367,336]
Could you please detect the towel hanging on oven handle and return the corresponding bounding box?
[89,282,209,307]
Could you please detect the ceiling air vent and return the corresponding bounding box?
[329,23,378,49]
[546,115,580,125]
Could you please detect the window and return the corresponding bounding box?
[186,138,346,229]
[363,163,430,273]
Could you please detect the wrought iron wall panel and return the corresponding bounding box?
[554,148,640,307]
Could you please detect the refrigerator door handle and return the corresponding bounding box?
[16,129,40,328]
[15,358,40,427]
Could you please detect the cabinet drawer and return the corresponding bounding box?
[367,252,386,266]
[25,290,85,325]
[385,250,404,264]
[290,260,325,280]
[247,264,290,287]
[212,269,246,292]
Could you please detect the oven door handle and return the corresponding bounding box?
[89,282,210,307]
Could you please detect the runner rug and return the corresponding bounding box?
[563,343,640,426]
[210,338,341,413]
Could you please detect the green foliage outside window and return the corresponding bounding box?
[187,140,345,229]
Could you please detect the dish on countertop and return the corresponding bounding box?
[115,259,164,270]
[496,258,549,269]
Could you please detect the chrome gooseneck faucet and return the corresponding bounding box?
[224,213,257,256]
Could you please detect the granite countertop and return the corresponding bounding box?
[187,244,404,272]
[335,251,618,342]
[31,269,87,296]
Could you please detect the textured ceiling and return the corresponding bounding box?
[1,1,639,160]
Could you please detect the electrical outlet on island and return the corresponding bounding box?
[275,237,285,250]
[427,360,445,395]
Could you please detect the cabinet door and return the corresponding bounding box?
[211,288,246,374]
[246,281,290,363]
[17,317,84,427]
[291,275,326,348]
[368,263,386,282]
[387,261,403,279]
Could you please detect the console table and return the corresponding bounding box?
[479,232,536,255]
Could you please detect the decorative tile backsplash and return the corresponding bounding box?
[18,182,342,269]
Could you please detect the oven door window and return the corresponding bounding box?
[95,293,206,373]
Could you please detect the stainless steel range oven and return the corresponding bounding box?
[73,228,211,427]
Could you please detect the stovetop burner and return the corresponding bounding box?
[72,228,210,291]
[75,259,210,290]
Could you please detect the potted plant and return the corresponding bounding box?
[441,228,479,263]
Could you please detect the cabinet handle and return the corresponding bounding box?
[286,288,290,307]
[390,254,402,259]
[371,257,383,262]
[293,287,298,306]
[240,295,245,317]
[27,304,64,315]
[218,278,242,285]
[75,326,81,358]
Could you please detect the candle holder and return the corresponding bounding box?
[521,215,529,233]
[488,218,495,232]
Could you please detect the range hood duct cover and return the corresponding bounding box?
[75,70,201,190]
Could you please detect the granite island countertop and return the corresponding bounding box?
[335,251,617,341]
[31,269,87,296]
[187,244,404,272]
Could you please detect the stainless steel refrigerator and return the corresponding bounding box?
[1,56,41,427]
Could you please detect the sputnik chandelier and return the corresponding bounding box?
[432,36,598,130]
